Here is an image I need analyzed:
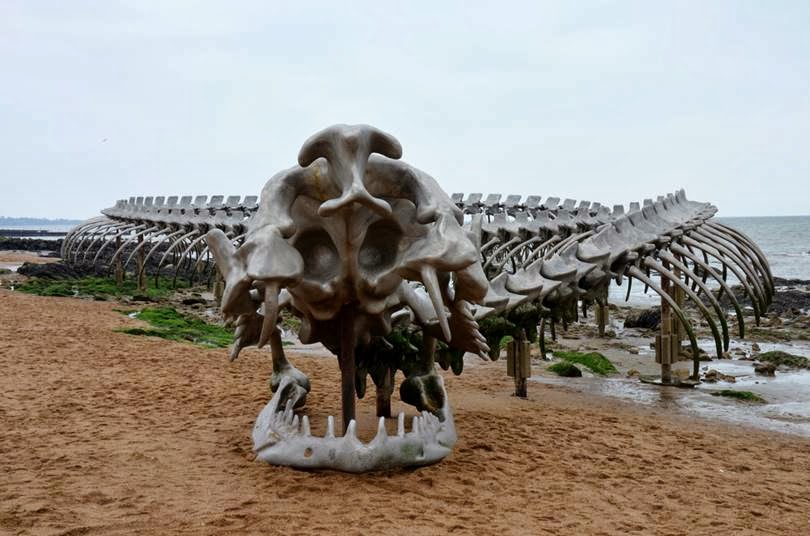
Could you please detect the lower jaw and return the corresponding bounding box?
[252,375,457,472]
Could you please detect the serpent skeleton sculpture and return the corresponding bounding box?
[63,124,773,472]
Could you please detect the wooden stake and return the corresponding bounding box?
[659,265,673,384]
[213,268,224,306]
[539,317,547,359]
[596,302,609,338]
[114,235,123,285]
[376,367,394,418]
[137,235,146,291]
[507,333,530,398]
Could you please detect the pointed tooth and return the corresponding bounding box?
[257,282,280,348]
[291,414,299,431]
[281,398,293,425]
[411,416,420,435]
[345,419,357,440]
[302,415,311,436]
[228,341,241,362]
[326,416,335,438]
[397,412,405,437]
[376,417,388,440]
[421,266,451,341]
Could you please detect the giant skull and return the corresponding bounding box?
[206,124,489,472]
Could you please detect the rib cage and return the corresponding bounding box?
[63,189,773,362]
[457,189,773,360]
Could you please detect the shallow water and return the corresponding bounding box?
[0,262,22,273]
[533,338,810,438]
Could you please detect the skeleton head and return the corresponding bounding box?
[206,124,489,471]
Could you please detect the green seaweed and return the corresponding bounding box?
[547,361,582,377]
[756,351,810,369]
[551,350,617,375]
[117,307,233,348]
[478,315,521,360]
[710,390,766,403]
[17,276,186,300]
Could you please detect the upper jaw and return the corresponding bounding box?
[252,375,457,472]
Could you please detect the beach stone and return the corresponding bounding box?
[0,237,63,252]
[624,307,661,330]
[680,345,711,361]
[572,363,592,377]
[756,350,810,369]
[703,369,736,382]
[626,369,640,377]
[751,342,761,352]
[628,347,639,355]
[17,262,79,279]
[753,362,776,376]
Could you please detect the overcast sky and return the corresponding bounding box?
[2,1,808,220]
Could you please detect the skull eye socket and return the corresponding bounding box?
[293,229,339,281]
[358,221,401,274]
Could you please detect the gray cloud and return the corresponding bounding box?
[1,1,808,218]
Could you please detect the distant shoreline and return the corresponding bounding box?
[0,217,83,227]
[0,229,68,237]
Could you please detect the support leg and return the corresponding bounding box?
[339,307,356,433]
[376,367,394,418]
[115,235,123,285]
[137,235,146,291]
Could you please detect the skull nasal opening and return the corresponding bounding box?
[293,228,340,281]
[358,220,401,274]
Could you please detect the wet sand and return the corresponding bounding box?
[2,289,810,535]
[0,251,58,276]
[0,251,59,265]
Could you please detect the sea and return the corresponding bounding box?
[716,216,810,281]
[0,223,76,240]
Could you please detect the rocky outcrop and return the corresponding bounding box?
[624,307,661,330]
[0,237,63,252]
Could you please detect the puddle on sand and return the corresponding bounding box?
[0,262,22,273]
[533,339,810,438]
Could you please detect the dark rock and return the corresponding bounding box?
[719,280,810,316]
[703,368,736,383]
[753,362,776,376]
[181,297,208,306]
[756,350,810,369]
[0,236,63,252]
[17,262,79,279]
[751,342,761,352]
[773,277,810,286]
[624,307,661,330]
[680,345,711,361]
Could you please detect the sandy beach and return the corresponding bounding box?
[1,289,809,535]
